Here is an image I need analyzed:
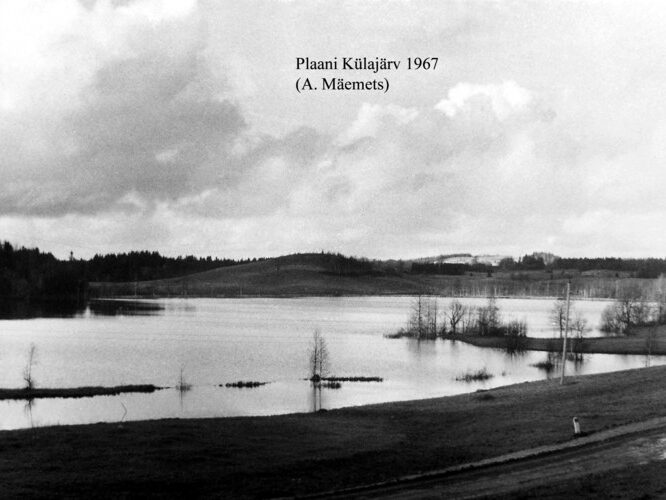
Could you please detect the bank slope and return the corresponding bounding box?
[90,253,427,296]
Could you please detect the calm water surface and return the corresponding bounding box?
[0,296,660,429]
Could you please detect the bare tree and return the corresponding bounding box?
[600,305,623,334]
[426,298,438,336]
[476,297,500,336]
[422,296,439,338]
[461,306,476,334]
[408,295,440,339]
[654,275,666,324]
[550,298,567,338]
[409,295,425,338]
[447,300,467,335]
[23,343,37,390]
[569,313,589,360]
[570,314,589,340]
[601,285,650,334]
[646,324,658,367]
[309,329,329,382]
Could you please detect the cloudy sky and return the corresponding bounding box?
[1,0,665,260]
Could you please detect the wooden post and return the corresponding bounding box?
[573,416,581,436]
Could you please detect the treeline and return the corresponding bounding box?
[86,251,260,282]
[410,255,555,275]
[0,242,83,300]
[503,255,666,278]
[0,241,262,301]
[410,262,492,275]
[552,258,666,278]
[411,254,666,279]
[318,253,377,277]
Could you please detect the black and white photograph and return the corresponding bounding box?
[2,0,666,497]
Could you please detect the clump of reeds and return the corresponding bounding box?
[322,376,383,382]
[176,366,192,392]
[456,367,493,382]
[531,359,556,370]
[384,330,410,339]
[223,381,269,388]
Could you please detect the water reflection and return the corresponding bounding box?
[86,299,165,316]
[531,351,587,379]
[0,298,169,319]
[504,346,529,360]
[23,398,35,428]
[0,299,83,319]
[310,380,342,412]
[406,338,438,358]
[311,383,322,412]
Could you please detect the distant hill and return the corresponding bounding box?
[90,252,428,297]
[89,252,661,300]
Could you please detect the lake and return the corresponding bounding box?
[0,296,660,430]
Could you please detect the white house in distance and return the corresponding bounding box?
[472,255,509,267]
[420,254,511,267]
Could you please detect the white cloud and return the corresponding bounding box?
[435,81,533,121]
[339,103,419,146]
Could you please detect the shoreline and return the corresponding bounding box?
[2,365,666,497]
[443,328,666,355]
[92,293,616,302]
[443,335,666,356]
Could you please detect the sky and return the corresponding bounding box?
[1,0,665,260]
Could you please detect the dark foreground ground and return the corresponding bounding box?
[3,365,666,499]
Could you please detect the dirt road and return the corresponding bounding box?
[305,419,666,499]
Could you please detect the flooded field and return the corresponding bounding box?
[0,296,659,429]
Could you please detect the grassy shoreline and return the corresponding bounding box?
[95,292,617,302]
[443,324,666,355]
[444,332,666,355]
[2,365,666,497]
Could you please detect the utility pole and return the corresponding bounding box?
[560,281,571,385]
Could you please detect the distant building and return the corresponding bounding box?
[416,252,528,268]
[435,254,511,266]
[472,255,510,267]
[441,255,474,265]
